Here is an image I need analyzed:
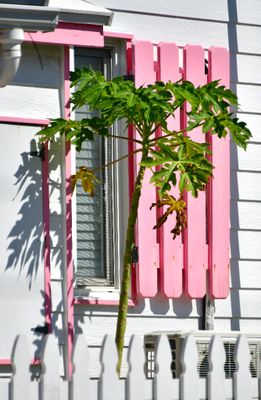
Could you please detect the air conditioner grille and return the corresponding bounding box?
[144,335,261,380]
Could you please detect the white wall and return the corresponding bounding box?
[0,44,65,362]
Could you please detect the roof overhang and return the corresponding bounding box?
[0,1,112,31]
[0,5,59,30]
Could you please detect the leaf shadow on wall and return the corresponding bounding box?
[5,141,44,288]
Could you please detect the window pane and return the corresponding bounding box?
[74,48,114,287]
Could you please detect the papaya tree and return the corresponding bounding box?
[38,68,251,373]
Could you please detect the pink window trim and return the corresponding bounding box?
[74,298,137,307]
[63,46,74,380]
[24,22,104,47]
[0,116,49,125]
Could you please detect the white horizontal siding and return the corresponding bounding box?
[75,297,202,318]
[231,230,261,259]
[0,85,61,119]
[237,114,261,143]
[231,171,261,201]
[231,144,261,171]
[106,13,229,47]
[236,84,261,114]
[74,313,201,346]
[231,201,261,230]
[234,54,261,84]
[215,289,261,318]
[100,0,261,26]
[214,318,261,332]
[230,260,261,289]
[14,44,61,88]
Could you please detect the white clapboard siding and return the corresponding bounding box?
[99,0,261,25]
[231,230,261,259]
[231,201,261,230]
[4,333,260,400]
[75,297,202,318]
[215,289,261,318]
[236,113,261,143]
[230,260,261,289]
[231,171,261,201]
[0,85,61,119]
[236,85,261,114]
[99,0,229,21]
[234,54,261,84]
[106,13,229,48]
[231,144,261,172]
[13,44,61,88]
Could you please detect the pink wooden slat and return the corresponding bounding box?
[157,42,183,298]
[183,45,208,298]
[208,47,230,298]
[133,41,158,297]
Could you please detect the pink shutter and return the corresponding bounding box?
[183,45,208,298]
[208,47,230,298]
[157,42,183,297]
[130,40,230,299]
[133,41,158,297]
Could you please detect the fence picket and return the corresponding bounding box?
[4,332,261,400]
[71,334,90,400]
[180,334,199,400]
[11,335,31,400]
[154,335,176,400]
[99,335,121,400]
[234,335,252,400]
[208,335,226,400]
[40,335,61,400]
[127,335,146,400]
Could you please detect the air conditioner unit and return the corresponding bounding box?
[144,331,261,379]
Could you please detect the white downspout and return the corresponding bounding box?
[0,28,24,88]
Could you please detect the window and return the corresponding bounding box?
[72,45,128,295]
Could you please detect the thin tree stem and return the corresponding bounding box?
[107,133,142,144]
[92,148,142,172]
[115,147,148,375]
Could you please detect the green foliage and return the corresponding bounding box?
[38,68,251,204]
[37,67,252,374]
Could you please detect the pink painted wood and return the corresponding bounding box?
[133,40,158,297]
[208,47,230,298]
[157,42,183,298]
[0,117,49,125]
[74,298,137,306]
[64,46,74,379]
[24,22,104,47]
[42,141,52,333]
[183,45,208,298]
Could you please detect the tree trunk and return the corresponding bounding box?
[115,151,147,375]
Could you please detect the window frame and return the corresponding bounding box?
[70,39,131,302]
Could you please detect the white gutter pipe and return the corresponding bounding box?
[0,28,24,87]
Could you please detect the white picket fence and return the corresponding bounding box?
[0,333,260,400]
